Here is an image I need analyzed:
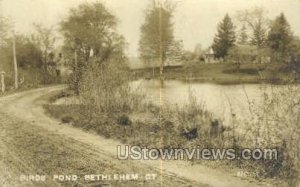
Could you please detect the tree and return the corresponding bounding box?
[252,20,267,48]
[237,24,248,45]
[267,13,293,62]
[0,16,10,48]
[139,1,178,78]
[212,14,236,59]
[0,34,45,86]
[60,2,125,93]
[0,16,18,89]
[32,24,56,83]
[166,40,183,64]
[289,36,300,65]
[7,35,42,68]
[236,7,268,48]
[0,16,10,73]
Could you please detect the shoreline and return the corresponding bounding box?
[131,62,300,85]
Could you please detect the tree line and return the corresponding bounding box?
[0,20,60,87]
[1,2,300,92]
[212,7,300,64]
[1,1,176,91]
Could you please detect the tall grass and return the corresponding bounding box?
[45,61,300,186]
[79,60,144,114]
[241,84,300,185]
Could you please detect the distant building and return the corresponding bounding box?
[204,48,220,63]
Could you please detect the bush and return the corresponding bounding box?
[117,114,132,126]
[79,60,145,114]
[61,116,74,124]
[45,70,300,185]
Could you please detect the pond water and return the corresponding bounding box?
[131,79,291,126]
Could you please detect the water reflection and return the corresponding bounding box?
[131,79,288,126]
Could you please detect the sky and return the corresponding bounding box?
[1,0,300,57]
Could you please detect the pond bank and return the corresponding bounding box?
[132,63,300,84]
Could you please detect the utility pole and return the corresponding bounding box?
[158,1,164,87]
[12,31,18,89]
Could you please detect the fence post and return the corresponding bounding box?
[0,71,5,93]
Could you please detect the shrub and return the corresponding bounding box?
[79,60,145,114]
[117,114,132,126]
[61,116,74,124]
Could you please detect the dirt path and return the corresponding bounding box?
[0,86,272,187]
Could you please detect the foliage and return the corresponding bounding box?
[79,60,140,114]
[139,2,180,66]
[32,24,56,69]
[212,14,236,59]
[227,45,257,65]
[267,13,293,63]
[239,85,300,185]
[237,25,248,45]
[289,37,300,66]
[236,7,269,49]
[1,34,43,71]
[5,35,43,69]
[60,2,126,94]
[252,21,267,48]
[0,16,11,48]
[0,31,58,86]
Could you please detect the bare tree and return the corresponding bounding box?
[236,7,269,49]
[32,23,56,83]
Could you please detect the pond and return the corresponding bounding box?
[131,79,292,126]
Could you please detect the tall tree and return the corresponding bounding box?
[139,1,178,77]
[0,0,7,47]
[7,35,42,68]
[0,16,18,89]
[212,14,236,59]
[252,20,267,48]
[32,24,56,83]
[267,13,293,62]
[0,16,12,73]
[236,7,268,48]
[1,35,43,69]
[60,2,125,93]
[0,17,9,48]
[238,24,248,45]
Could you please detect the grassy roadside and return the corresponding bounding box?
[43,90,293,186]
[0,67,69,98]
[0,83,65,98]
[0,85,43,97]
[132,63,298,84]
[0,110,197,187]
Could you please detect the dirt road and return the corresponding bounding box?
[0,86,271,187]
